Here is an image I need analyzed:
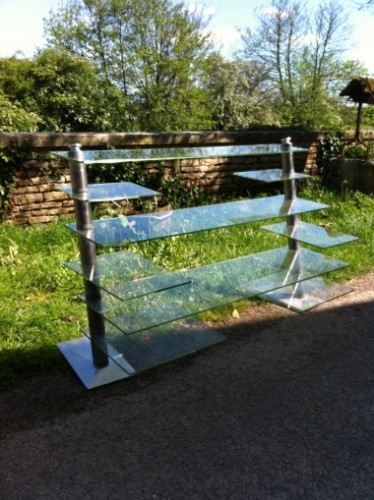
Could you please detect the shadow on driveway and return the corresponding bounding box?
[1,289,374,499]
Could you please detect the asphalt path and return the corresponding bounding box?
[1,274,374,499]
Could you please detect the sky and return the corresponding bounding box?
[0,0,373,73]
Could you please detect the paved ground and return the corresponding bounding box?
[1,274,374,499]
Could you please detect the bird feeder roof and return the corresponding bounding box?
[340,77,374,104]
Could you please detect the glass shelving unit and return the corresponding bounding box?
[77,247,349,335]
[53,140,357,388]
[60,181,160,202]
[66,195,329,247]
[54,143,307,164]
[261,220,358,249]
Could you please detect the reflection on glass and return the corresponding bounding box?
[261,221,358,248]
[53,144,308,164]
[80,246,348,334]
[60,182,160,201]
[67,195,329,247]
[235,169,310,183]
[65,250,190,300]
[82,317,225,373]
[261,277,353,313]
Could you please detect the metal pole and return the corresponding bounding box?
[354,101,363,143]
[68,144,109,368]
[281,137,299,252]
[281,137,304,301]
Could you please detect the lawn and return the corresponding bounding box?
[1,180,373,388]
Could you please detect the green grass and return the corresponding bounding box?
[0,221,85,387]
[298,180,374,278]
[1,181,374,387]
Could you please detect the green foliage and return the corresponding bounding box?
[0,147,31,219]
[87,161,162,194]
[237,0,359,129]
[283,82,343,130]
[160,176,207,209]
[0,57,36,105]
[87,159,206,209]
[31,49,121,131]
[44,0,217,131]
[0,51,124,132]
[344,145,367,159]
[0,0,373,134]
[361,104,374,129]
[209,57,281,130]
[316,134,343,186]
[1,0,372,132]
[0,57,43,131]
[0,91,39,132]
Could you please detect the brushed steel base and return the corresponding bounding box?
[262,278,353,313]
[57,337,135,389]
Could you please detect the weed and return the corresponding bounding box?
[160,176,207,208]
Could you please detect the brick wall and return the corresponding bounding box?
[166,151,310,195]
[0,130,322,224]
[9,155,74,224]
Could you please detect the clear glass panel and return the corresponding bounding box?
[261,277,353,313]
[53,144,308,164]
[235,169,310,183]
[108,273,191,300]
[65,250,190,300]
[261,221,358,248]
[60,182,160,202]
[67,195,329,247]
[80,247,348,334]
[82,317,225,373]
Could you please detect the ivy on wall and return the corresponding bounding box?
[0,147,31,220]
[316,135,343,187]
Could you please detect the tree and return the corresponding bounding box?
[44,0,216,131]
[355,0,374,9]
[0,57,35,106]
[238,0,352,128]
[31,49,122,131]
[0,57,40,131]
[208,56,280,130]
[0,91,39,132]
[0,51,121,132]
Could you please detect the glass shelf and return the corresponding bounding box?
[261,277,353,313]
[261,221,358,248]
[66,195,329,247]
[79,247,349,335]
[53,144,308,164]
[65,250,190,300]
[82,318,225,374]
[235,169,310,183]
[60,182,160,202]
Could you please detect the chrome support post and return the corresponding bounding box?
[68,144,109,368]
[281,137,304,299]
[281,137,299,252]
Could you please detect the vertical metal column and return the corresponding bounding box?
[281,137,304,300]
[281,137,300,252]
[68,144,109,368]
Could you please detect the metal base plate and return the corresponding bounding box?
[57,337,135,389]
[261,278,353,313]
